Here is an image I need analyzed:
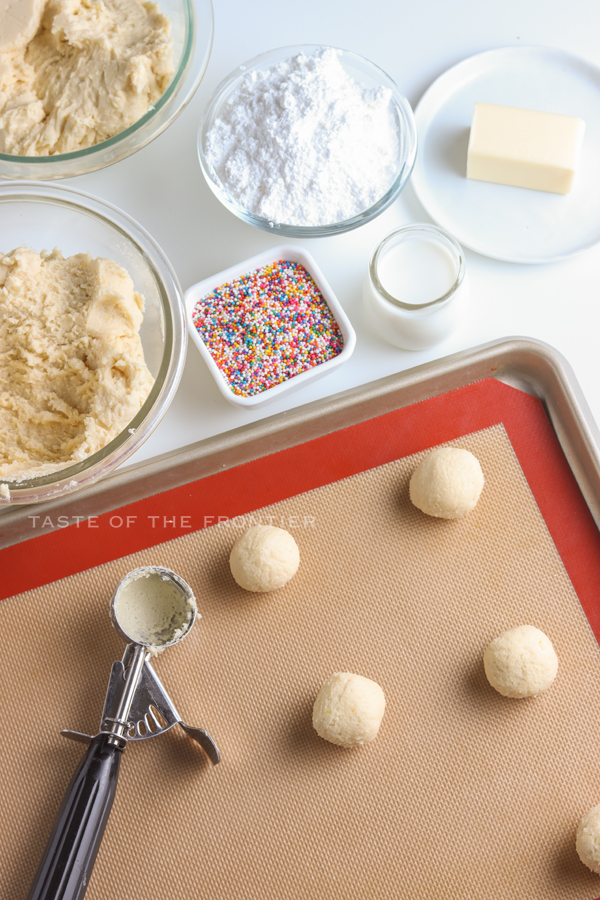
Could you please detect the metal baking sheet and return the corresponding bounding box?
[4,335,600,900]
[2,336,600,550]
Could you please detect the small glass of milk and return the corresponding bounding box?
[363,224,469,350]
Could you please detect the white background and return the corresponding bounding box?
[70,0,600,467]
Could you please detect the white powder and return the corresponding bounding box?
[205,48,400,227]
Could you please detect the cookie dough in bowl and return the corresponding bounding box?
[0,0,213,178]
[0,182,186,504]
[0,0,174,157]
[0,247,154,479]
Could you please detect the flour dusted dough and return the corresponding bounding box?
[0,0,173,156]
[229,525,300,592]
[409,446,484,519]
[0,247,153,479]
[576,803,600,874]
[312,672,386,748]
[483,625,558,698]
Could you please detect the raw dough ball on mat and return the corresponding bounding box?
[483,625,558,698]
[229,525,300,592]
[312,672,386,748]
[576,804,600,873]
[409,447,484,519]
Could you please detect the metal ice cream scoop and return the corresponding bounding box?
[27,566,220,900]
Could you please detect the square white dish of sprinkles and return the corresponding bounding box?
[185,246,356,406]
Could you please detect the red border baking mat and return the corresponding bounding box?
[3,376,600,637]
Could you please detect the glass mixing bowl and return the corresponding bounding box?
[198,44,417,238]
[0,182,186,504]
[0,0,213,180]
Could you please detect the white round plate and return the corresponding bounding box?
[411,46,600,263]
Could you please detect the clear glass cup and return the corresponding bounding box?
[363,224,469,350]
[198,44,417,238]
[0,0,213,180]
[0,182,186,504]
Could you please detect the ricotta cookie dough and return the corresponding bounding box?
[0,247,154,480]
[409,446,484,519]
[483,625,558,698]
[229,525,300,593]
[0,0,174,156]
[576,803,600,874]
[0,0,46,52]
[312,672,386,748]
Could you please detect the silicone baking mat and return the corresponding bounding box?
[2,379,600,900]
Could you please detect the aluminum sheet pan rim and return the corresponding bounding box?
[2,337,599,549]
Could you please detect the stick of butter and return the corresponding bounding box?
[466,102,585,195]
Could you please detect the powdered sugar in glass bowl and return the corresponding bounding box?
[198,45,417,238]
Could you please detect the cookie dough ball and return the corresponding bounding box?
[576,803,600,873]
[229,525,300,593]
[409,447,484,519]
[312,672,386,748]
[483,625,558,698]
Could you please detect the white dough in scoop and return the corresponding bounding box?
[409,447,484,519]
[229,525,300,592]
[312,672,386,748]
[483,625,558,698]
[576,803,600,873]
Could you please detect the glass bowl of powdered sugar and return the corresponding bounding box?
[198,45,417,238]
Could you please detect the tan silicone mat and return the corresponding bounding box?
[3,423,600,900]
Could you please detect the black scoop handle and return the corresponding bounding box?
[27,734,122,900]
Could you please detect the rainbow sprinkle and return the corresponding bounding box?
[192,260,344,397]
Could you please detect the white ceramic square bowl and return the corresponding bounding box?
[184,245,356,407]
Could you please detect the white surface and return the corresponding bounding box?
[184,245,356,407]
[62,0,600,472]
[412,46,600,262]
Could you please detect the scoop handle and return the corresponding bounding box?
[27,734,122,900]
